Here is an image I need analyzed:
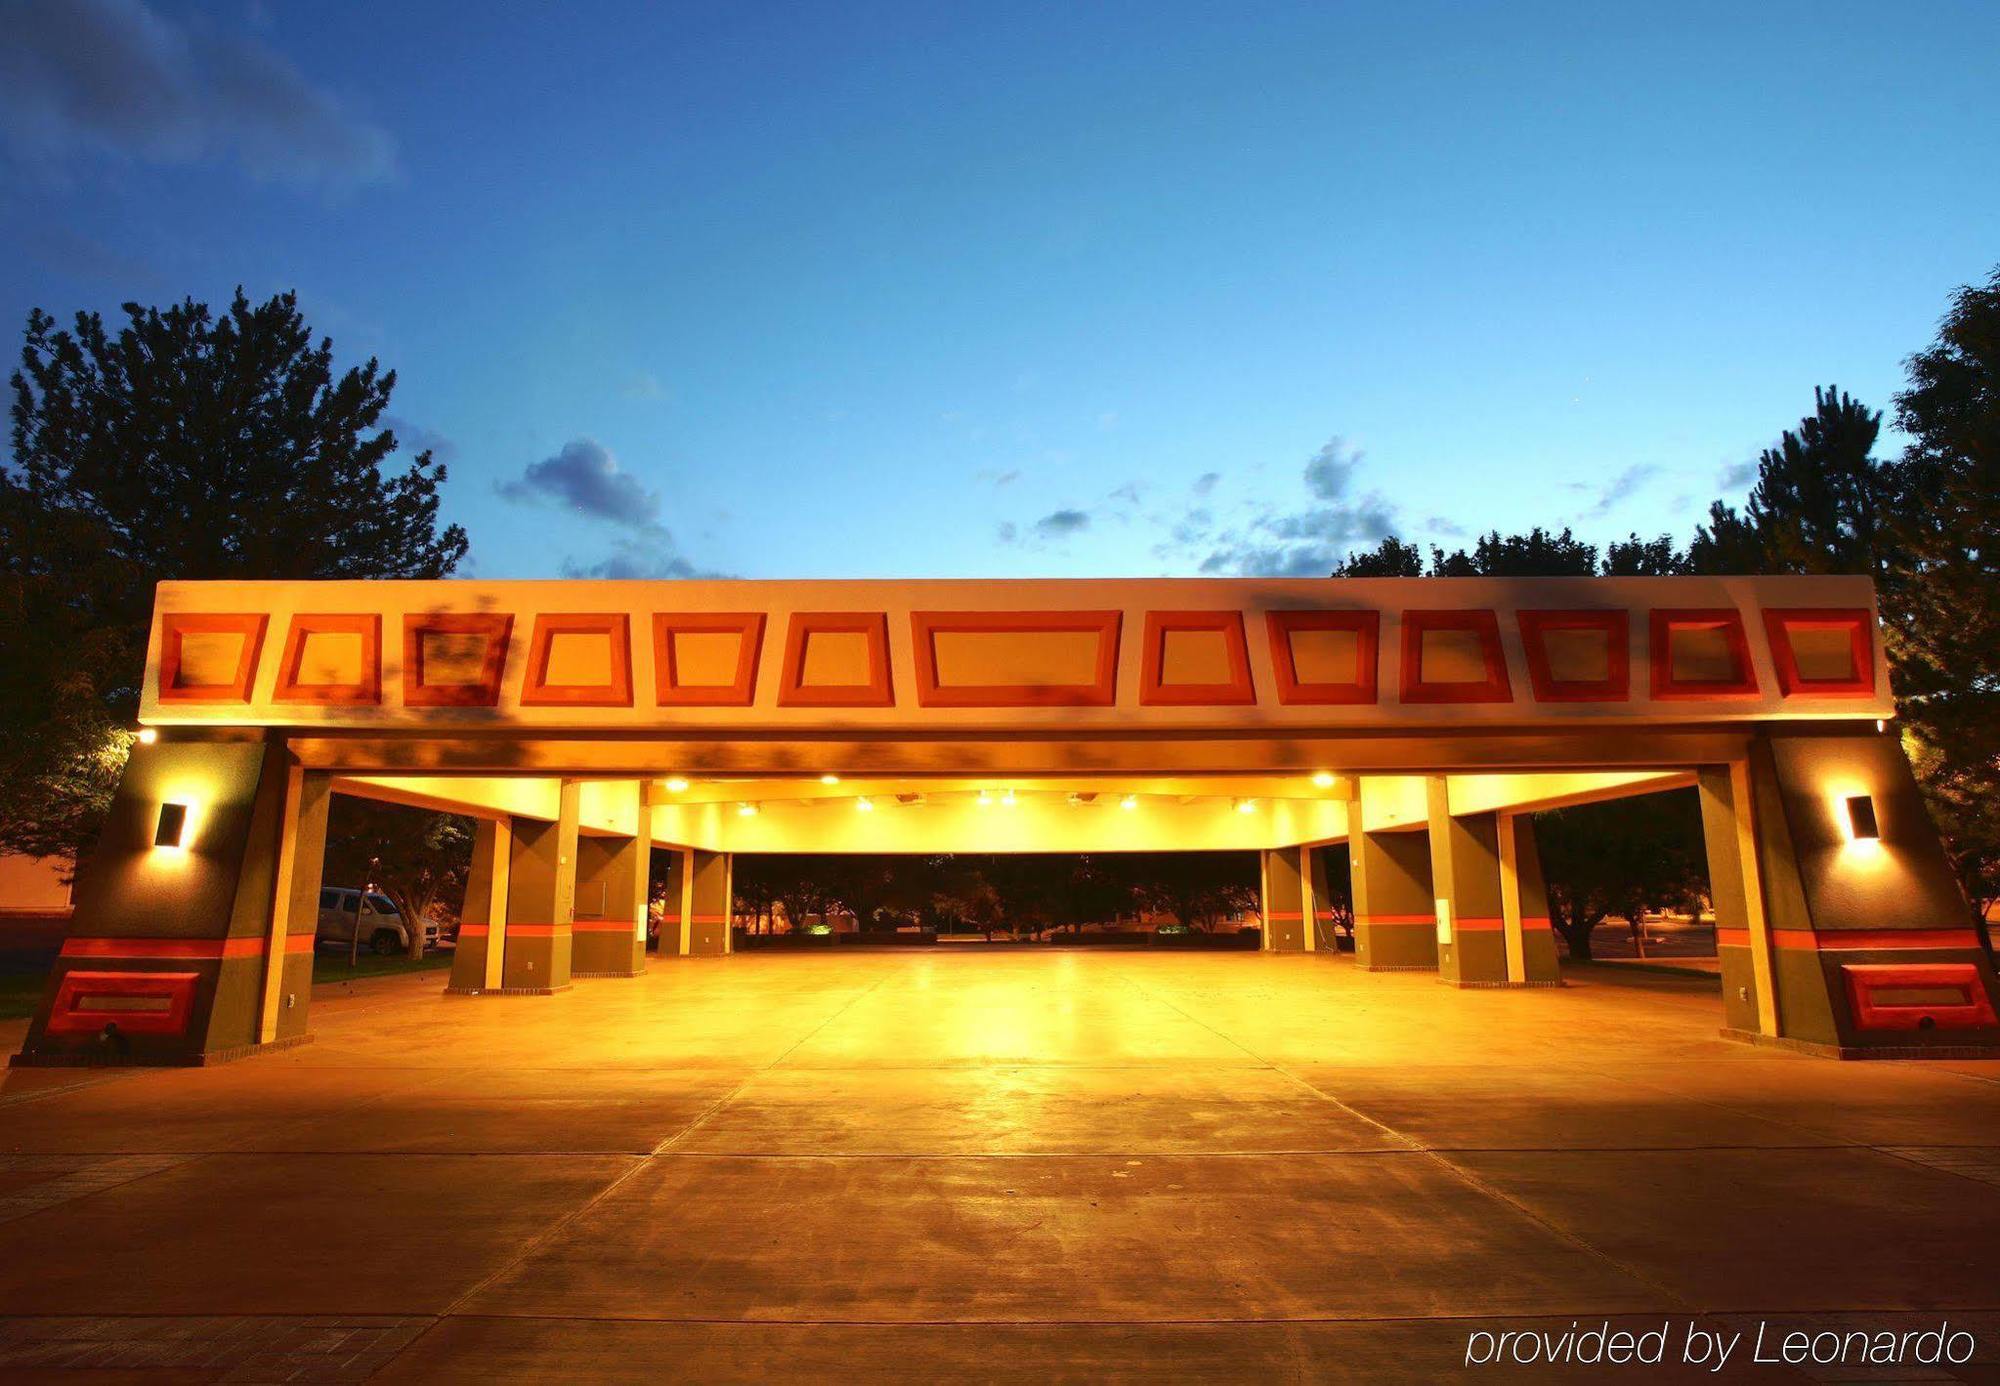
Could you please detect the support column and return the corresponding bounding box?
[501,780,579,993]
[1703,725,2000,1057]
[1348,771,1437,973]
[14,732,324,1067]
[572,783,650,977]
[1499,811,1562,986]
[1429,777,1507,987]
[1307,846,1337,950]
[685,848,733,955]
[1259,847,1308,952]
[657,846,692,955]
[447,817,511,995]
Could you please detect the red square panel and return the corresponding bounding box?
[1266,611,1380,706]
[402,613,514,708]
[1140,611,1254,706]
[1763,607,1875,697]
[1649,609,1758,700]
[653,613,766,707]
[1399,609,1512,704]
[520,614,633,707]
[45,970,199,1037]
[1843,963,1998,1033]
[273,614,382,705]
[779,613,894,708]
[157,613,268,704]
[1517,609,1629,703]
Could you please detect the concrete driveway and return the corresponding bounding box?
[2,952,1997,1382]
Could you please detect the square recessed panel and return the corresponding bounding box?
[1762,608,1875,697]
[1649,609,1758,700]
[521,614,633,707]
[1517,610,1630,703]
[1399,610,1512,704]
[911,612,1121,707]
[273,614,381,704]
[45,970,199,1036]
[402,613,514,707]
[1266,611,1379,705]
[654,614,766,706]
[157,613,268,703]
[780,613,893,707]
[1843,963,1998,1032]
[1140,611,1254,706]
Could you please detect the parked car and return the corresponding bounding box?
[316,887,438,955]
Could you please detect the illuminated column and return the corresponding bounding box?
[1307,846,1337,949]
[1259,848,1308,952]
[572,784,651,978]
[500,780,579,993]
[1701,725,2000,1056]
[1498,812,1562,985]
[15,733,326,1067]
[658,846,692,955]
[685,849,734,955]
[447,818,511,995]
[1348,778,1437,972]
[1427,777,1505,987]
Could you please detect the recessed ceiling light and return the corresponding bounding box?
[856,796,874,813]
[737,802,758,817]
[665,777,689,792]
[1311,771,1335,788]
[820,773,841,785]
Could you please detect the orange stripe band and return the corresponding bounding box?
[62,936,263,960]
[1717,927,1981,951]
[505,923,564,937]
[1358,914,1434,926]
[1454,916,1506,931]
[571,920,640,933]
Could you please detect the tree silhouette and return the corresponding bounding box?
[1,290,469,861]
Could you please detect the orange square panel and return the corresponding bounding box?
[1140,611,1254,706]
[1266,611,1379,705]
[1399,610,1512,704]
[1517,610,1629,703]
[910,611,1120,708]
[780,613,893,707]
[1649,608,1758,700]
[157,613,268,703]
[521,614,633,707]
[402,613,514,708]
[1762,607,1875,697]
[654,613,766,706]
[273,614,381,705]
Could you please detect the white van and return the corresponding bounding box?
[317,887,438,955]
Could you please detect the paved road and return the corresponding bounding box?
[2,953,1997,1382]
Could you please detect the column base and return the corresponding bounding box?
[1439,978,1566,989]
[10,1031,313,1069]
[442,983,574,997]
[1358,962,1438,973]
[573,969,645,979]
[1720,1026,2000,1061]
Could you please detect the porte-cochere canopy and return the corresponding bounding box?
[13,574,1998,1070]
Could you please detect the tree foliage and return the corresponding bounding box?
[321,795,476,960]
[1,290,469,860]
[1535,791,1708,961]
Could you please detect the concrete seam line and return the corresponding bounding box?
[1112,967,1702,1316]
[431,969,895,1321]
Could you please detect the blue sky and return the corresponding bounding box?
[3,0,1996,580]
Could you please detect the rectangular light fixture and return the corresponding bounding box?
[1845,795,1879,841]
[154,802,189,849]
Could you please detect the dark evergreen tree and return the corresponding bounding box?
[2,290,469,861]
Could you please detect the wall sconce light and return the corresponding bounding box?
[1845,795,1879,841]
[154,802,190,849]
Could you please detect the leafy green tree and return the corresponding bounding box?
[1889,267,2000,925]
[1333,537,1424,577]
[2,290,468,862]
[1535,790,1709,961]
[1431,526,1599,577]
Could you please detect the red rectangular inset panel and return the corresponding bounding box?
[1762,607,1876,697]
[779,613,894,707]
[45,970,199,1037]
[910,611,1120,708]
[1399,609,1512,704]
[1517,609,1630,703]
[402,613,513,707]
[1842,963,1997,1032]
[273,613,381,705]
[519,613,633,707]
[1266,611,1379,705]
[1649,608,1758,700]
[1139,611,1255,706]
[157,613,268,704]
[653,613,765,707]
